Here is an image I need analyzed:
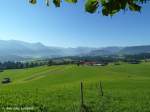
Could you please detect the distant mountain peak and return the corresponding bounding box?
[0,39,150,61]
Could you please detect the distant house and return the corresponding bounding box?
[2,78,11,84]
[84,62,97,66]
[93,63,108,66]
[128,60,141,64]
[93,64,103,66]
[77,61,85,66]
[78,61,108,66]
[78,61,96,66]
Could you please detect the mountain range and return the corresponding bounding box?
[0,40,150,61]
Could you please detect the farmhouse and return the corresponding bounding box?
[78,61,108,66]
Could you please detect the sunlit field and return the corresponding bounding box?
[0,63,150,112]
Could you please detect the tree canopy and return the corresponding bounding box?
[29,0,148,16]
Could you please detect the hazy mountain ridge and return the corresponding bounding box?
[0,40,63,58]
[0,40,150,61]
[88,47,123,56]
[119,45,150,54]
[0,40,98,58]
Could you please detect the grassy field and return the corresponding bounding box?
[0,63,150,112]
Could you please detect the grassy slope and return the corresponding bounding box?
[0,63,150,111]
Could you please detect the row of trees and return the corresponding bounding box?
[64,56,119,63]
[124,53,150,61]
[0,61,46,70]
[47,59,74,66]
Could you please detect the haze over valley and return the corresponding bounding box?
[1,40,150,61]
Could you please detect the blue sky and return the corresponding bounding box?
[0,0,150,47]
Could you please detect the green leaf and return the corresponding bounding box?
[100,0,106,5]
[65,0,78,3]
[102,8,109,16]
[29,0,37,4]
[53,0,61,7]
[129,3,141,11]
[85,0,99,13]
[120,0,128,9]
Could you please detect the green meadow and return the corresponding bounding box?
[0,63,150,112]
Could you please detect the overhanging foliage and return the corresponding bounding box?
[29,0,148,16]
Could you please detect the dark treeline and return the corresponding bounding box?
[0,61,46,70]
[50,53,150,65]
[124,53,150,61]
[83,56,118,62]
[58,56,120,63]
[47,59,74,66]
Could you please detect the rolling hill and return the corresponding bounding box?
[0,63,150,111]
